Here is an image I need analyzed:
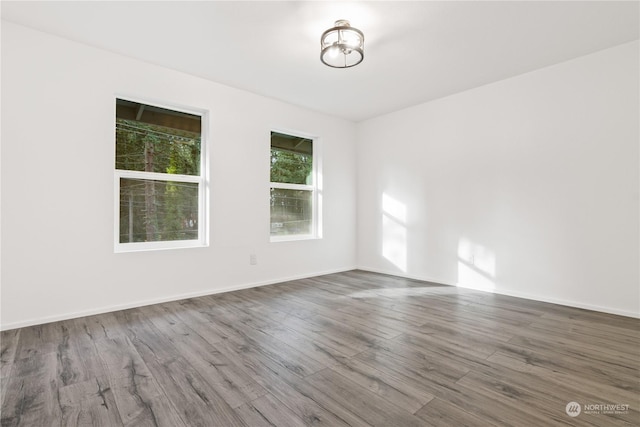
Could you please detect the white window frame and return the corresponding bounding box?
[269,128,322,242]
[114,96,209,253]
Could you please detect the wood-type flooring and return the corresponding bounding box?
[1,270,638,426]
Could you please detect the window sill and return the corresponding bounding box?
[270,234,319,243]
[115,239,207,253]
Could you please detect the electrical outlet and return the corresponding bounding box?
[470,254,475,266]
[250,254,257,265]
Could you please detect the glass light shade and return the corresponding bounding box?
[320,20,364,68]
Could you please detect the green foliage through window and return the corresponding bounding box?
[116,119,200,176]
[116,99,203,245]
[119,179,198,243]
[270,148,312,185]
[270,131,315,237]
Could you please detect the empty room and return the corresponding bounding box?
[1,1,638,426]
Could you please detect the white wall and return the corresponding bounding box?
[1,22,357,329]
[357,41,639,317]
[2,22,638,329]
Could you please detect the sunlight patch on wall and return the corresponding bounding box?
[382,193,407,272]
[457,238,496,291]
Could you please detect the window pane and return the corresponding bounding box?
[270,188,312,236]
[116,99,201,176]
[270,132,313,185]
[120,178,198,243]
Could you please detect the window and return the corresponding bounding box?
[270,130,320,241]
[115,98,207,252]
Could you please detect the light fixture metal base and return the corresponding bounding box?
[320,19,365,68]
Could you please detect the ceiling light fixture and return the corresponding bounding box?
[320,20,364,68]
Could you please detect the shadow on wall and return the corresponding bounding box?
[457,237,496,291]
[382,193,407,272]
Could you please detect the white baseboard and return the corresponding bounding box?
[357,265,640,319]
[0,266,357,331]
[5,264,636,330]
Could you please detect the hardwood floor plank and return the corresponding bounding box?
[402,322,503,359]
[513,324,639,365]
[260,291,406,340]
[240,310,352,368]
[214,335,359,427]
[1,270,637,426]
[462,298,544,325]
[0,329,20,379]
[336,301,427,328]
[328,356,434,413]
[363,336,473,381]
[140,354,247,426]
[235,394,307,427]
[95,335,151,376]
[442,380,563,426]
[411,310,515,343]
[138,304,185,330]
[526,319,640,355]
[5,352,57,380]
[52,320,98,387]
[279,278,417,332]
[168,298,221,324]
[211,313,326,378]
[0,377,9,411]
[120,316,247,425]
[13,323,60,360]
[466,293,549,317]
[295,276,444,324]
[355,346,467,397]
[508,333,638,372]
[540,307,639,331]
[57,376,124,426]
[394,329,496,367]
[485,352,640,412]
[494,343,639,393]
[108,375,185,427]
[116,313,180,364]
[254,304,368,357]
[85,333,181,426]
[1,329,21,410]
[421,301,533,331]
[74,312,127,342]
[530,315,640,344]
[182,317,231,345]
[160,321,268,408]
[305,368,426,427]
[0,352,63,427]
[415,397,497,427]
[455,370,617,426]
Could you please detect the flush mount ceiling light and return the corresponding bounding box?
[320,20,364,68]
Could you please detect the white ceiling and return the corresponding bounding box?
[2,1,638,122]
